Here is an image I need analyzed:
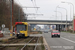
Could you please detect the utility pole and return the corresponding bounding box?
[10,0,14,30]
[12,0,14,27]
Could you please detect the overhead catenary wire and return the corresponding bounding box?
[31,0,38,13]
[31,0,37,19]
[16,0,42,19]
[34,0,38,13]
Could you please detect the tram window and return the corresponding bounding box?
[16,25,26,31]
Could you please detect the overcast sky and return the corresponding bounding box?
[15,0,75,21]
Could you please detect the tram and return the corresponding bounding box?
[15,22,30,38]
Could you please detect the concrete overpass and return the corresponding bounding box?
[26,20,72,31]
[27,20,72,25]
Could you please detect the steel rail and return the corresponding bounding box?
[34,37,40,50]
[21,37,35,50]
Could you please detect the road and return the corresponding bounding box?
[43,32,75,50]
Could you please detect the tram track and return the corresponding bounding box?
[1,37,33,44]
[0,36,43,50]
[21,37,40,50]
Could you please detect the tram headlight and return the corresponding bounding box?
[18,33,19,34]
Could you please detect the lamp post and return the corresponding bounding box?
[56,6,59,20]
[58,6,67,32]
[61,2,74,33]
[55,11,62,31]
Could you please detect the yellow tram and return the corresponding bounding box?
[15,22,30,38]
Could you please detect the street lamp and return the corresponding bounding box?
[56,5,59,20]
[57,6,67,32]
[61,1,74,33]
[54,11,62,31]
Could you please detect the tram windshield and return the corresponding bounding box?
[16,25,26,33]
